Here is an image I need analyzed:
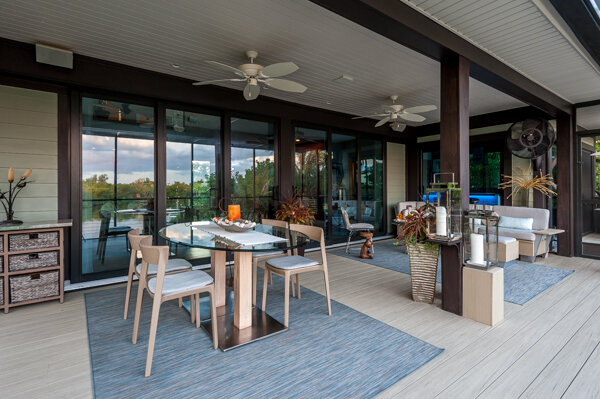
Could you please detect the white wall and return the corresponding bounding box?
[386,142,406,233]
[0,85,58,222]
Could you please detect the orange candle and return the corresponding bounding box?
[228,204,241,221]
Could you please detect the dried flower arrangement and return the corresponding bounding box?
[0,167,33,225]
[498,164,557,202]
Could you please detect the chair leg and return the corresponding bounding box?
[323,269,332,316]
[132,279,145,345]
[190,295,195,323]
[195,294,201,328]
[209,289,218,349]
[269,270,273,285]
[346,231,353,253]
[145,297,162,377]
[123,271,133,319]
[284,272,290,327]
[262,266,269,311]
[296,274,301,299]
[291,276,296,298]
[179,297,183,308]
[252,258,258,306]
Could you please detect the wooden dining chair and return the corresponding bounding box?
[252,219,300,306]
[132,237,218,377]
[262,224,332,327]
[123,229,192,319]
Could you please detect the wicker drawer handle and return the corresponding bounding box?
[29,233,39,240]
[30,273,40,280]
[28,253,40,260]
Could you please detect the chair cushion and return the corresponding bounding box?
[476,226,536,241]
[498,216,534,230]
[136,258,192,275]
[348,223,374,230]
[492,205,549,230]
[266,255,319,270]
[147,270,213,296]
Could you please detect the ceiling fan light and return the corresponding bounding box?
[390,120,406,132]
[248,78,258,86]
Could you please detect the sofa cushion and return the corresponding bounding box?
[498,216,534,230]
[477,226,536,241]
[492,205,549,230]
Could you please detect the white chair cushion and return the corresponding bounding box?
[136,258,192,276]
[253,250,286,259]
[147,270,213,296]
[498,216,534,230]
[266,255,319,270]
[348,223,374,230]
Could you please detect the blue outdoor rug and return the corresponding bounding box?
[84,271,443,399]
[332,240,573,305]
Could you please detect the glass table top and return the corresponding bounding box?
[159,222,310,252]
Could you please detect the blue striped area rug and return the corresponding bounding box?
[332,240,573,305]
[84,272,443,399]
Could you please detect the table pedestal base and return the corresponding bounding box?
[183,291,287,351]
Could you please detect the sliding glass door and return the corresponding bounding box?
[81,97,155,276]
[295,127,328,235]
[231,117,276,220]
[360,139,384,232]
[331,133,358,240]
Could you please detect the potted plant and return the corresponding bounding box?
[397,204,439,303]
[276,197,315,255]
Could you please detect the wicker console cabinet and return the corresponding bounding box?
[0,220,72,313]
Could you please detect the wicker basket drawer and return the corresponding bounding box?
[8,251,59,272]
[9,231,59,252]
[10,271,59,304]
[0,256,3,273]
[0,279,3,306]
[0,235,3,252]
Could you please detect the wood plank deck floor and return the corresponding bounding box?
[1,243,599,399]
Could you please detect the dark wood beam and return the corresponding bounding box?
[414,106,551,137]
[405,136,421,200]
[439,54,470,316]
[556,111,575,257]
[0,38,410,144]
[309,0,572,117]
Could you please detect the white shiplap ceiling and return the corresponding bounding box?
[404,0,600,103]
[0,0,526,124]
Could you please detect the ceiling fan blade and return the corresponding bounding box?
[264,78,307,93]
[399,113,426,122]
[205,61,246,77]
[351,113,388,120]
[243,83,261,101]
[192,78,245,86]
[375,117,391,127]
[383,105,403,113]
[260,62,299,78]
[403,105,437,114]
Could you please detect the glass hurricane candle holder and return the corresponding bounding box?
[463,209,499,269]
[424,173,462,241]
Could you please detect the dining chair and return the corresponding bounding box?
[340,207,375,254]
[123,229,192,319]
[132,237,218,377]
[96,208,131,263]
[252,219,300,306]
[262,224,332,327]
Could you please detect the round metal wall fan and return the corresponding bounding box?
[507,118,555,159]
[352,95,437,131]
[192,50,307,101]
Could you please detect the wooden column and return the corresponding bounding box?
[279,117,295,200]
[405,137,421,200]
[556,111,575,257]
[502,134,513,206]
[440,54,469,315]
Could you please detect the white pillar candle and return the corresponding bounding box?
[435,206,447,236]
[470,233,485,265]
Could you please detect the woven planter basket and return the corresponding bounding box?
[407,242,440,303]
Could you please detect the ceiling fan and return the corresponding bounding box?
[352,95,437,131]
[192,50,307,101]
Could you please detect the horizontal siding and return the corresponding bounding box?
[0,85,58,222]
[386,143,406,233]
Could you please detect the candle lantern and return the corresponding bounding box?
[425,173,462,241]
[228,204,241,221]
[463,208,499,269]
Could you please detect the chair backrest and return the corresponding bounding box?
[492,205,549,230]
[340,207,351,229]
[261,218,288,228]
[289,224,327,267]
[127,228,149,262]
[139,238,169,282]
[98,210,111,238]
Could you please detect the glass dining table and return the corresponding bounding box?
[159,221,310,350]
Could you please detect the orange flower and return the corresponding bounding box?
[20,168,32,180]
[7,168,14,183]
